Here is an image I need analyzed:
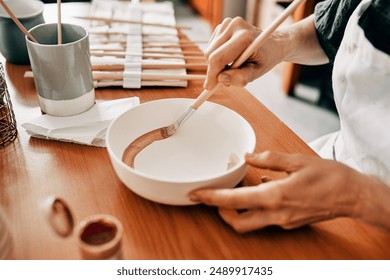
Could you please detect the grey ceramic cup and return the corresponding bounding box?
[0,0,44,65]
[26,23,95,116]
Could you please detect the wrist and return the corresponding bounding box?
[351,174,390,231]
[270,30,289,64]
[276,22,302,63]
[277,15,329,65]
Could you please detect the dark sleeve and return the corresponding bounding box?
[358,0,390,55]
[314,0,362,63]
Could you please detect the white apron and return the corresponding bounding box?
[310,0,390,185]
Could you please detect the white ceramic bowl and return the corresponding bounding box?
[106,98,256,205]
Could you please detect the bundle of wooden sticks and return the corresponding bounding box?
[82,0,206,88]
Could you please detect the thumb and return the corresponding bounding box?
[218,67,255,88]
[245,151,307,173]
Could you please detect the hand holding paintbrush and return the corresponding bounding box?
[195,0,308,109]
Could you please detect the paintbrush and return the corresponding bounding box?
[57,0,62,44]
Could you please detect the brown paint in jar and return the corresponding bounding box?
[76,214,123,260]
[80,221,117,245]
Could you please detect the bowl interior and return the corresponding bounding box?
[107,98,256,182]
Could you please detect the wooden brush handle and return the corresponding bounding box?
[57,0,62,44]
[191,84,223,109]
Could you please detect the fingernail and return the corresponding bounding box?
[245,152,256,160]
[188,193,200,202]
[218,73,231,86]
[261,176,271,183]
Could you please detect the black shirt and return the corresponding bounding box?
[314,0,390,62]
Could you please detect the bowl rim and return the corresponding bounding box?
[0,0,44,19]
[106,98,256,184]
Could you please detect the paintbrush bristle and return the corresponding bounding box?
[160,125,176,138]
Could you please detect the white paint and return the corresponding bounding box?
[38,88,95,117]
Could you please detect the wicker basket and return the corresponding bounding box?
[0,62,17,147]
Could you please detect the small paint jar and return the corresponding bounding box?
[75,214,123,260]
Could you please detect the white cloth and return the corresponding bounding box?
[310,0,390,185]
[22,97,140,147]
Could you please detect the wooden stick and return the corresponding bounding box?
[89,30,185,37]
[88,34,208,45]
[24,71,206,81]
[143,43,199,49]
[90,46,204,56]
[75,16,191,30]
[87,29,170,37]
[142,50,204,57]
[0,0,38,43]
[191,0,307,110]
[89,47,204,56]
[143,50,203,55]
[57,0,62,44]
[88,34,207,44]
[91,63,207,71]
[90,51,206,60]
[89,38,199,48]
[93,72,206,81]
[93,80,191,88]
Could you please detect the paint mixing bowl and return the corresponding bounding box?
[106,98,256,205]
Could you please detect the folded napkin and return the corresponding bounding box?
[22,97,140,147]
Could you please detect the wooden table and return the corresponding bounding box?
[1,3,390,260]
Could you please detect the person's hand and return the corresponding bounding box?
[203,17,285,90]
[190,151,390,233]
